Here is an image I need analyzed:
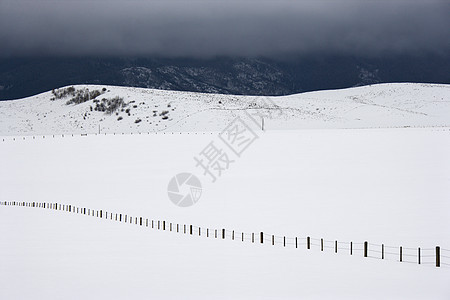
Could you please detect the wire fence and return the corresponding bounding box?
[1,131,219,142]
[4,125,450,142]
[2,125,450,142]
[1,200,448,268]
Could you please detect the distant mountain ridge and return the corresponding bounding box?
[0,55,449,100]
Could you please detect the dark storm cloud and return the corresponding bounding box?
[0,0,449,57]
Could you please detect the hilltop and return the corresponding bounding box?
[0,82,449,135]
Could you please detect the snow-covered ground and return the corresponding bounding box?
[1,84,449,299]
[0,82,449,135]
[1,128,450,299]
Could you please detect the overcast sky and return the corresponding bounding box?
[0,0,449,58]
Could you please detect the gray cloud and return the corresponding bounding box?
[0,0,449,57]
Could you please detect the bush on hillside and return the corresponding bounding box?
[66,89,102,105]
[51,86,76,100]
[93,96,127,114]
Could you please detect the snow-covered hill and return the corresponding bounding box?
[0,82,449,135]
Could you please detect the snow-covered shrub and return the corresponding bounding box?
[66,89,102,105]
[51,86,76,100]
[93,96,126,114]
[104,97,126,114]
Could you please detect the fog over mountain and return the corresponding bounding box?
[1,0,448,57]
[0,0,449,100]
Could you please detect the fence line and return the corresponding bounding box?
[1,200,448,268]
[3,126,450,143]
[1,131,220,143]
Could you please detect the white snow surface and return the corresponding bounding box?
[0,82,449,135]
[1,83,450,299]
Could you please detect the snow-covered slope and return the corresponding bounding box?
[0,82,449,135]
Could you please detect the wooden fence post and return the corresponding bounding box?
[400,246,403,262]
[307,237,310,249]
[232,230,234,240]
[199,227,201,236]
[295,237,298,248]
[163,221,166,230]
[260,232,264,244]
[436,246,440,267]
[350,241,352,255]
[335,241,338,253]
[252,233,254,243]
[382,244,384,259]
[364,241,368,257]
[272,235,274,246]
[283,236,286,247]
[222,229,225,239]
[140,217,142,226]
[418,247,421,264]
[190,225,193,235]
